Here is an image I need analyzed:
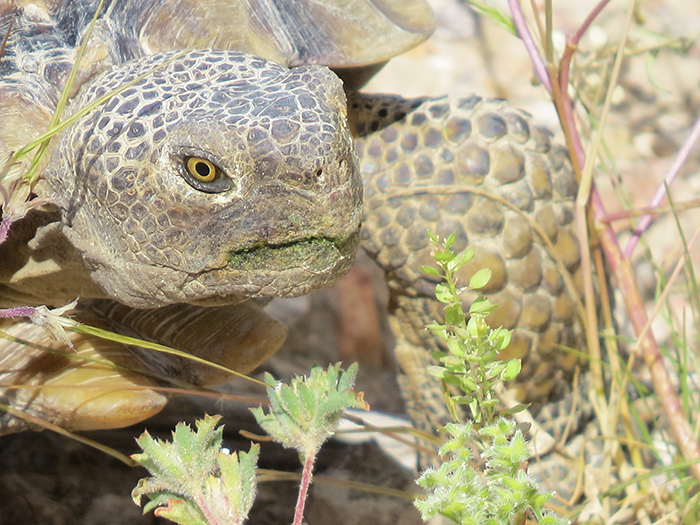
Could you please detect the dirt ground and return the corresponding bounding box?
[2,0,700,524]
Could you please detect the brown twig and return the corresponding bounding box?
[0,18,12,60]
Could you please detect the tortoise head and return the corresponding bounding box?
[41,50,362,308]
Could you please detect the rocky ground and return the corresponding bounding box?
[2,0,700,524]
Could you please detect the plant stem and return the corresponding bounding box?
[197,495,220,525]
[0,306,37,319]
[293,451,316,525]
[624,113,700,257]
[507,0,552,92]
[511,0,700,487]
[0,216,9,245]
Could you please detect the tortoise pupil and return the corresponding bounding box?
[195,162,210,177]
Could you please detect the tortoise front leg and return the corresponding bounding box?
[0,315,169,434]
[0,301,287,433]
[349,91,585,449]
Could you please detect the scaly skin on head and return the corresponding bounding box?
[37,50,363,308]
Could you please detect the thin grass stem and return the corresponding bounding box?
[625,113,700,258]
[507,0,552,92]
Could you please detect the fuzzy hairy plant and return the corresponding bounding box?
[132,364,367,525]
[132,415,259,525]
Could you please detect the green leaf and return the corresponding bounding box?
[446,338,466,357]
[469,297,493,315]
[216,445,260,519]
[434,250,455,263]
[427,229,439,244]
[263,371,280,388]
[467,317,479,336]
[501,359,522,381]
[131,415,259,525]
[446,256,462,273]
[488,362,506,377]
[469,268,492,289]
[461,246,476,265]
[500,403,530,416]
[435,283,453,303]
[444,231,457,250]
[463,0,517,35]
[337,362,359,392]
[431,350,449,360]
[131,415,223,499]
[427,365,447,379]
[452,326,470,340]
[252,364,368,456]
[421,265,441,277]
[442,373,463,387]
[461,377,478,391]
[441,355,463,367]
[425,322,445,333]
[481,398,499,410]
[153,498,207,525]
[444,304,465,325]
[482,349,499,363]
[494,329,512,351]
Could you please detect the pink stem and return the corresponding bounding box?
[624,112,700,258]
[507,0,552,92]
[559,0,612,101]
[293,452,316,525]
[0,306,37,319]
[571,0,613,46]
[510,0,700,485]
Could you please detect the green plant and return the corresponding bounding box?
[131,364,368,525]
[422,231,522,427]
[252,363,369,525]
[131,415,259,525]
[415,232,567,525]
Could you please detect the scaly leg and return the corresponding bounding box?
[0,301,286,433]
[349,90,586,451]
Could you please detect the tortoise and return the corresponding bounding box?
[0,0,583,443]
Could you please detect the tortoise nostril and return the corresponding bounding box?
[315,168,323,180]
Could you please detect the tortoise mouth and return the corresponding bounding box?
[226,233,359,273]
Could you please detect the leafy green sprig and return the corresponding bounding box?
[421,231,522,426]
[416,420,564,525]
[415,232,567,525]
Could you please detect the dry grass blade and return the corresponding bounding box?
[255,469,417,502]
[71,323,265,385]
[0,402,137,466]
[0,327,263,394]
[22,0,107,184]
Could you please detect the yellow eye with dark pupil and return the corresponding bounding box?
[186,157,217,182]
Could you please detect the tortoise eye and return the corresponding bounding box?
[186,157,217,182]
[181,156,234,193]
